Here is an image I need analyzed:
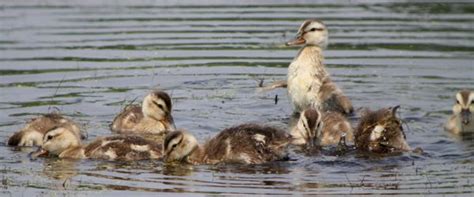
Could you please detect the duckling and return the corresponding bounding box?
[110,90,175,135]
[445,90,474,134]
[31,126,162,161]
[354,106,411,153]
[163,124,291,165]
[286,20,353,115]
[8,113,83,147]
[290,108,353,147]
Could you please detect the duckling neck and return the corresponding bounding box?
[58,145,86,160]
[293,45,327,72]
[185,145,205,165]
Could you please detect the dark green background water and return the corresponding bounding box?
[0,1,473,196]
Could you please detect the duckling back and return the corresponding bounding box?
[85,135,162,161]
[355,106,410,153]
[202,124,291,165]
[320,111,354,146]
[8,113,82,146]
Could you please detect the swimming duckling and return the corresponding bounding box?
[286,20,353,115]
[163,124,291,165]
[445,90,474,134]
[8,113,83,147]
[354,106,411,153]
[31,126,162,161]
[290,108,353,147]
[110,90,175,135]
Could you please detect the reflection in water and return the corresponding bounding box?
[41,159,79,181]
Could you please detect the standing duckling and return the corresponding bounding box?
[286,20,353,115]
[354,106,411,153]
[163,124,291,165]
[31,126,162,161]
[290,108,353,147]
[8,113,83,147]
[445,90,474,134]
[110,90,175,135]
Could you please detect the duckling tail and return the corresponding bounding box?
[7,132,23,146]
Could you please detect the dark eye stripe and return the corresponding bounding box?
[309,28,324,32]
[152,101,165,110]
[170,136,183,151]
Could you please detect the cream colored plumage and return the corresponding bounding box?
[286,20,353,115]
[110,90,175,135]
[8,113,83,147]
[445,90,474,134]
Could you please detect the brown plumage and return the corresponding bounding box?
[319,78,354,115]
[355,106,411,153]
[31,127,162,161]
[163,124,291,165]
[110,90,175,135]
[320,111,354,146]
[8,113,83,146]
[85,135,162,161]
[290,108,353,147]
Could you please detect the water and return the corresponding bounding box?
[0,0,473,196]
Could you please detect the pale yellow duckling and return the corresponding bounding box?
[290,108,353,147]
[163,124,291,165]
[31,126,162,161]
[286,20,353,115]
[8,113,83,147]
[110,90,175,135]
[355,106,411,153]
[445,90,474,134]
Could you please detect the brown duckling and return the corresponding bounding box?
[110,90,175,135]
[163,124,291,165]
[31,126,162,161]
[286,19,353,115]
[445,90,474,134]
[8,113,83,147]
[290,108,353,147]
[354,106,411,153]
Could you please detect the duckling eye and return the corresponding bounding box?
[456,100,460,104]
[152,101,165,110]
[172,144,177,149]
[47,135,53,140]
[309,28,323,32]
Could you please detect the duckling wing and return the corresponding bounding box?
[319,79,353,115]
[85,135,162,161]
[110,105,144,133]
[204,124,290,164]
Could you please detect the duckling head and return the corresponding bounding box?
[286,20,328,48]
[163,130,198,163]
[452,90,473,125]
[290,108,323,148]
[367,106,411,152]
[31,126,81,158]
[142,91,174,124]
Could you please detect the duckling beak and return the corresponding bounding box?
[461,109,471,125]
[30,147,49,160]
[167,115,176,130]
[286,36,306,46]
